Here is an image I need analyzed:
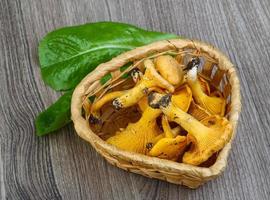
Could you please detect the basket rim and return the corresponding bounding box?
[71,38,241,179]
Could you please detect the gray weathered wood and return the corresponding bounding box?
[0,0,270,199]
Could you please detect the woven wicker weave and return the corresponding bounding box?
[71,39,241,188]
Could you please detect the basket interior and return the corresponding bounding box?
[82,47,232,167]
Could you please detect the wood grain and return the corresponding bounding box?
[0,0,269,199]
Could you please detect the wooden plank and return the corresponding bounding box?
[0,0,269,199]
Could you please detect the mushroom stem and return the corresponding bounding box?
[91,91,126,113]
[160,99,210,138]
[161,115,174,138]
[187,67,206,97]
[113,81,149,109]
[112,59,174,110]
[138,106,162,123]
[89,90,126,124]
[187,67,226,116]
[130,68,143,83]
[171,126,181,136]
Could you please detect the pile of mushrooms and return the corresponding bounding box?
[89,55,232,166]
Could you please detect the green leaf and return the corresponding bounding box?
[39,21,178,91]
[35,91,73,136]
[88,95,96,103]
[120,62,132,72]
[100,73,112,85]
[120,62,132,79]
[121,73,130,79]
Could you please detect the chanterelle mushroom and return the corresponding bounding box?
[112,59,174,110]
[148,115,187,161]
[106,105,162,154]
[148,92,232,166]
[187,67,226,116]
[155,55,184,85]
[183,115,232,165]
[188,100,211,121]
[198,76,210,95]
[171,84,192,112]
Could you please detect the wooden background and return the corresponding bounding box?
[1,0,270,199]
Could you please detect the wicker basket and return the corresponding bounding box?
[71,39,241,188]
